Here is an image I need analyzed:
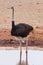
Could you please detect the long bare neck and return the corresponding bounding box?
[11,7,15,29]
[12,7,14,21]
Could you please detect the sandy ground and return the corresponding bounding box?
[0,0,43,50]
[0,27,43,50]
[0,0,43,29]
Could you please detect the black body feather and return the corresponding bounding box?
[11,21,33,37]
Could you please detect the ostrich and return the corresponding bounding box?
[11,7,33,65]
[11,7,33,38]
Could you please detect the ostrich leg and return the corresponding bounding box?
[26,38,28,65]
[19,39,22,65]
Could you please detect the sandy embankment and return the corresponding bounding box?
[0,0,43,50]
[0,27,43,50]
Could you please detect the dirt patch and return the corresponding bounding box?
[0,28,43,49]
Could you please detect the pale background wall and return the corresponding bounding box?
[0,50,43,65]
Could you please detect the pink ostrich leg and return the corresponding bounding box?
[26,39,28,65]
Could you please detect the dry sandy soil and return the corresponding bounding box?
[0,0,43,49]
[0,0,43,29]
[0,27,43,50]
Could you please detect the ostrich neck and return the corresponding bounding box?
[12,7,15,29]
[12,9,14,21]
[12,21,15,30]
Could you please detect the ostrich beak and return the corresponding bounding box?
[7,6,14,9]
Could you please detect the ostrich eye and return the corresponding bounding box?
[11,7,14,9]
